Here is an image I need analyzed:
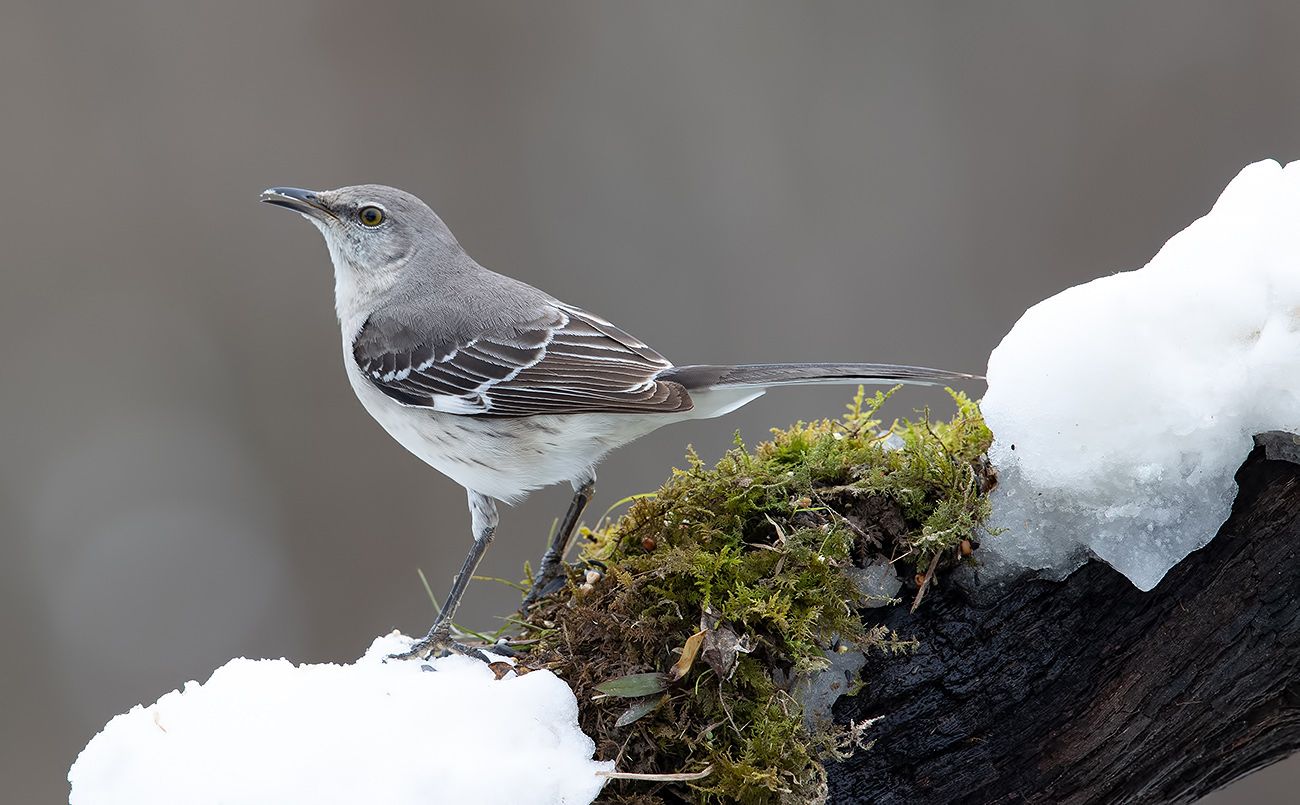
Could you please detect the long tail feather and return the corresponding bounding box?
[661,362,981,391]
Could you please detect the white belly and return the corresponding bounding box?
[343,360,675,503]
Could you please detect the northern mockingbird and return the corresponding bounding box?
[261,184,977,660]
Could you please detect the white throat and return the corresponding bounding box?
[312,222,398,344]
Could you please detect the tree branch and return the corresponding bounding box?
[829,432,1300,804]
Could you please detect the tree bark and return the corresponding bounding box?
[828,432,1300,804]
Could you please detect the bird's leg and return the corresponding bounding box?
[521,472,596,608]
[391,491,498,662]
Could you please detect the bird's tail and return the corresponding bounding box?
[661,362,981,392]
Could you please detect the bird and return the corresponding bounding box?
[261,184,979,660]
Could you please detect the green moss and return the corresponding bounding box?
[517,389,992,804]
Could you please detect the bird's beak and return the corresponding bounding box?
[260,187,337,222]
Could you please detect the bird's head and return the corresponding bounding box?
[261,184,465,328]
[260,184,460,270]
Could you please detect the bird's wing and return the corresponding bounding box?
[352,303,694,417]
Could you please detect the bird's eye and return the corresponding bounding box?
[358,206,385,227]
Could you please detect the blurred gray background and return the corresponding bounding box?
[2,2,1297,802]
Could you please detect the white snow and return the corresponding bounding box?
[69,633,613,805]
[982,159,1300,591]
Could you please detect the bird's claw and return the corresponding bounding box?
[387,627,494,664]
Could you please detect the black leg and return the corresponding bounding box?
[521,472,595,608]
[392,491,498,661]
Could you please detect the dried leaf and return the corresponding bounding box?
[487,661,514,680]
[593,672,669,698]
[613,695,665,728]
[669,630,707,681]
[700,608,753,680]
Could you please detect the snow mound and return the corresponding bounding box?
[983,159,1300,591]
[69,633,612,805]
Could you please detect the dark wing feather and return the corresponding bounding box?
[352,304,693,417]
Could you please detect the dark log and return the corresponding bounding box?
[828,432,1300,804]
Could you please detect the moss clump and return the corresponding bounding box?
[517,389,992,804]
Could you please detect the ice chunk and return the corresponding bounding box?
[69,633,612,805]
[845,560,903,607]
[982,159,1300,591]
[795,645,867,729]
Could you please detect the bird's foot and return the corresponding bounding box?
[387,626,493,664]
[520,562,571,610]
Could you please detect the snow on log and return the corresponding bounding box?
[69,634,612,805]
[984,159,1300,590]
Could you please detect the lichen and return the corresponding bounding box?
[515,389,993,804]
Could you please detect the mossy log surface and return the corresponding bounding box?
[827,432,1300,804]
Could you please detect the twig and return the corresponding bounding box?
[597,764,714,782]
[911,550,943,613]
